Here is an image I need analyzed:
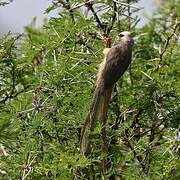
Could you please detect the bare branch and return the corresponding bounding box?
[107,1,117,35]
[85,0,105,31]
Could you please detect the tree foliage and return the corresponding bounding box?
[0,0,13,6]
[0,0,180,179]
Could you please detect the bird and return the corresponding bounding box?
[80,31,134,156]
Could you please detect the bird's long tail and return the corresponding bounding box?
[80,45,111,156]
[80,87,102,156]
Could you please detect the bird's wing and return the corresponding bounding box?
[102,46,124,89]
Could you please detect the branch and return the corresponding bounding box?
[70,0,94,11]
[85,0,105,31]
[123,136,147,174]
[56,0,75,22]
[113,0,140,10]
[65,0,75,22]
[71,1,117,35]
[127,0,131,30]
[159,21,180,63]
[107,1,117,35]
[0,86,29,105]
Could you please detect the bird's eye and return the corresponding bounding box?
[119,33,124,37]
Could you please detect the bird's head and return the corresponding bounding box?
[118,31,134,46]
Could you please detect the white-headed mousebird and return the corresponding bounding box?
[80,31,134,156]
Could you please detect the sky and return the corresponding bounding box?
[0,0,156,36]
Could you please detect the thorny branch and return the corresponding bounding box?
[54,0,75,22]
[125,109,142,135]
[69,1,139,37]
[1,34,21,59]
[85,0,118,35]
[113,0,140,10]
[85,0,105,30]
[21,152,36,180]
[123,136,147,174]
[127,0,131,30]
[0,34,26,105]
[159,21,180,63]
[70,0,94,11]
[107,1,117,35]
[0,88,29,105]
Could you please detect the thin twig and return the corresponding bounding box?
[95,5,110,13]
[56,0,75,22]
[124,136,147,174]
[21,152,36,180]
[113,0,140,10]
[141,71,153,80]
[0,87,29,105]
[127,0,131,30]
[85,0,105,31]
[70,0,94,11]
[159,21,180,62]
[53,50,57,71]
[107,1,117,35]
